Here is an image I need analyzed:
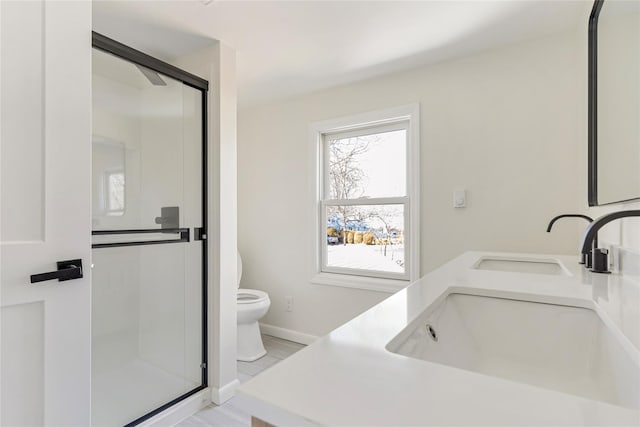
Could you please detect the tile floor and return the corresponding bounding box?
[177,335,305,427]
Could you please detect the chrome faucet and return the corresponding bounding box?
[546,214,596,266]
[579,210,640,273]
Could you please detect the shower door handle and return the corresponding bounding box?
[30,259,83,283]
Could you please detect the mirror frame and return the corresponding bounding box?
[588,0,640,206]
[588,0,602,206]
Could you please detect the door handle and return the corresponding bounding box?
[30,259,83,283]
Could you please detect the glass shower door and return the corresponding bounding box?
[91,42,207,427]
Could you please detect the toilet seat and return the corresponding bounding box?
[237,288,269,304]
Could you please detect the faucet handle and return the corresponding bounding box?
[591,248,611,274]
[581,252,593,268]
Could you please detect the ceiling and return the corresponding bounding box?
[92,1,590,109]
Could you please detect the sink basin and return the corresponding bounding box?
[387,293,640,409]
[472,256,570,276]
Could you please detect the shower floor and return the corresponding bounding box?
[92,358,199,427]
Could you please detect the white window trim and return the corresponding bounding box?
[308,103,420,293]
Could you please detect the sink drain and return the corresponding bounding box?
[426,324,438,342]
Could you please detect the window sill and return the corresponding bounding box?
[310,272,409,293]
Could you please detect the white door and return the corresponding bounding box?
[0,1,92,426]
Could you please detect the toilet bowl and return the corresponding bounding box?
[237,253,271,362]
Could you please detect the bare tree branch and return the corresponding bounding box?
[327,136,372,244]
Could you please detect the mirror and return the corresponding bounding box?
[588,0,640,206]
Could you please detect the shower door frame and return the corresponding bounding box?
[91,32,209,427]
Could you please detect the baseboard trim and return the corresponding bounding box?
[211,379,240,405]
[259,323,319,345]
[138,388,210,427]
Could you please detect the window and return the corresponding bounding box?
[310,104,420,292]
[104,169,125,216]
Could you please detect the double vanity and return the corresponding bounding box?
[237,251,640,426]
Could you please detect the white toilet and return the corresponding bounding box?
[236,253,271,361]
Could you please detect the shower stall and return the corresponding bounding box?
[91,33,208,426]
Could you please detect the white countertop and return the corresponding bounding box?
[236,251,640,426]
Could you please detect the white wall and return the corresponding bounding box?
[238,30,587,338]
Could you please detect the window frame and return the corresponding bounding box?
[309,104,420,293]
